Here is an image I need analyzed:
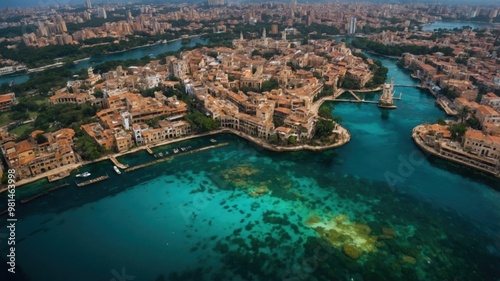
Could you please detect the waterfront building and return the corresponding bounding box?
[0,129,78,180]
[413,124,500,177]
[463,130,500,160]
[134,120,192,145]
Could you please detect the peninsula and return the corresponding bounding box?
[0,34,392,185]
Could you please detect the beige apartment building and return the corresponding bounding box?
[0,129,78,179]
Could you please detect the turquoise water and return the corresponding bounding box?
[0,37,207,86]
[422,21,493,31]
[1,55,500,281]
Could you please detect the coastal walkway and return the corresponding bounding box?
[412,127,499,178]
[347,90,362,101]
[222,128,350,152]
[436,98,458,116]
[350,86,383,93]
[125,143,229,172]
[335,99,378,104]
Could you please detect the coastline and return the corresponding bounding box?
[98,33,206,56]
[412,126,499,178]
[5,124,350,189]
[8,34,208,79]
[364,50,401,60]
[73,57,91,63]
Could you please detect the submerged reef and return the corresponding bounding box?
[307,213,379,259]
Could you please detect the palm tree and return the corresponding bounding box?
[457,106,470,124]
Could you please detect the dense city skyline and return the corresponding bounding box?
[1,0,500,9]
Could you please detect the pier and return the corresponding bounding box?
[125,143,229,172]
[109,156,128,169]
[334,99,379,104]
[347,90,362,101]
[146,146,153,154]
[76,174,109,187]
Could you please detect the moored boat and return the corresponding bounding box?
[113,166,121,175]
[76,172,91,178]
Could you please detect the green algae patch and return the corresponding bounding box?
[306,213,380,259]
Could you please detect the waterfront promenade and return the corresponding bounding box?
[412,126,499,178]
[5,121,351,189]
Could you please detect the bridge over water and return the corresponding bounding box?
[393,84,420,88]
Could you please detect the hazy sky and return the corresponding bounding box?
[0,0,499,9]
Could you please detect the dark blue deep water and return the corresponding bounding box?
[1,52,500,281]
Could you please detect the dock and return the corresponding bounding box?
[126,143,229,172]
[109,156,128,169]
[76,174,109,187]
[146,146,153,154]
[436,98,458,116]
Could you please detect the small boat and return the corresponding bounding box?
[154,153,158,158]
[113,166,121,175]
[181,147,186,152]
[164,151,169,155]
[76,172,91,178]
[210,139,217,143]
[173,148,179,154]
[187,146,192,149]
[159,152,163,157]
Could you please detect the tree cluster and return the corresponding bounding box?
[185,111,220,133]
[351,38,454,57]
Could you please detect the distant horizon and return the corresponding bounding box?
[1,0,500,9]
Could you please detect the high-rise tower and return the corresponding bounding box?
[85,0,92,9]
[348,17,357,35]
